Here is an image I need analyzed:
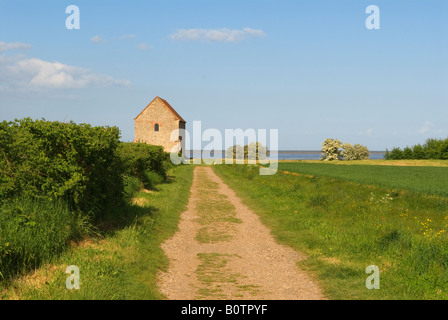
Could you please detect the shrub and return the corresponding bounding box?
[385,137,448,160]
[0,118,124,216]
[423,138,443,159]
[343,143,370,160]
[403,146,414,159]
[123,175,143,201]
[225,145,244,161]
[244,142,270,161]
[142,170,165,190]
[321,138,343,161]
[440,139,448,160]
[225,143,269,161]
[412,144,425,159]
[117,142,169,181]
[388,147,404,160]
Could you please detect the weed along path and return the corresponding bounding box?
[158,166,326,300]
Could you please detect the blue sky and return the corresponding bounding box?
[0,0,447,150]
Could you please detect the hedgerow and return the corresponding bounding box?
[117,142,171,189]
[0,118,170,280]
[0,118,124,215]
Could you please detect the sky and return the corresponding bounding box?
[0,0,447,151]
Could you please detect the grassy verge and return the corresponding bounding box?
[213,164,448,300]
[0,164,194,300]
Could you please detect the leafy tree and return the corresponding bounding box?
[423,138,443,159]
[225,144,244,161]
[321,138,343,161]
[403,146,414,159]
[343,143,369,160]
[386,137,448,160]
[244,142,269,161]
[440,139,448,160]
[389,147,404,160]
[412,144,425,159]
[226,143,269,161]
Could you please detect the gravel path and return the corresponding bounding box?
[158,166,326,300]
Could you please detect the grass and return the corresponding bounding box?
[0,164,194,299]
[195,252,260,300]
[0,197,92,281]
[213,163,448,300]
[278,161,448,197]
[281,159,448,167]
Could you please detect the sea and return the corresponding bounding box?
[188,151,386,160]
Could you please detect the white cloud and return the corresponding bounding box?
[0,55,130,91]
[169,27,266,42]
[136,43,153,50]
[90,35,105,43]
[119,34,137,40]
[418,121,434,135]
[0,41,32,53]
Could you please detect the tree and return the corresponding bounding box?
[412,144,425,159]
[343,143,369,160]
[225,144,244,161]
[402,146,414,159]
[244,142,269,161]
[423,138,443,159]
[226,142,269,161]
[389,147,404,160]
[321,138,343,161]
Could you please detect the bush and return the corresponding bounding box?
[322,139,369,161]
[244,142,270,161]
[440,139,448,160]
[403,146,414,159]
[388,147,404,160]
[0,118,173,281]
[321,138,344,161]
[142,170,165,190]
[123,176,143,201]
[385,137,448,160]
[0,118,124,216]
[117,142,169,182]
[225,145,244,160]
[225,143,269,161]
[423,138,444,159]
[343,143,370,160]
[412,144,425,159]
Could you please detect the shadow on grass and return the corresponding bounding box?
[0,175,176,288]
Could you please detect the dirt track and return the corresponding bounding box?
[158,166,326,300]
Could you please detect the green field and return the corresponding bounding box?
[213,163,448,300]
[278,162,448,197]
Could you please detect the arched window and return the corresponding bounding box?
[154,123,159,132]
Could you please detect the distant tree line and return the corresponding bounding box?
[385,138,448,160]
